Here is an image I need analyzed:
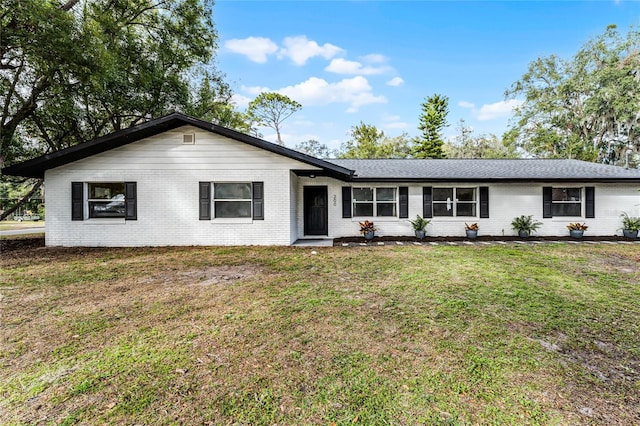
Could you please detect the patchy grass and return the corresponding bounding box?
[1,244,639,425]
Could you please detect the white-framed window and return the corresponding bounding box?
[213,182,252,218]
[88,182,125,218]
[433,187,477,217]
[353,187,397,217]
[551,187,581,216]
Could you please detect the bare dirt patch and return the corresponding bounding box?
[178,264,264,286]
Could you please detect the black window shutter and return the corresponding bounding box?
[399,187,409,218]
[71,182,83,221]
[199,182,211,220]
[422,187,432,218]
[252,182,264,220]
[585,186,595,218]
[479,186,489,218]
[342,186,352,218]
[124,182,137,220]
[543,187,552,218]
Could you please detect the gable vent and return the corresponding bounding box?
[183,134,195,144]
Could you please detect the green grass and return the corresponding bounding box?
[1,244,639,424]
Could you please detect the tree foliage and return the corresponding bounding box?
[294,139,333,159]
[505,25,640,166]
[445,119,519,159]
[413,94,449,159]
[1,0,236,219]
[338,122,412,159]
[247,92,302,145]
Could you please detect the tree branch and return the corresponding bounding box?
[0,180,43,221]
[60,0,81,12]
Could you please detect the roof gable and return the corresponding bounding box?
[1,112,354,179]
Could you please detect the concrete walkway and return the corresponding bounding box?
[292,239,334,247]
[337,239,639,247]
[0,227,45,237]
[294,238,639,247]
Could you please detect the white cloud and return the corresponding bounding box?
[386,77,404,87]
[242,76,386,112]
[240,85,269,96]
[458,99,522,121]
[231,93,252,108]
[382,114,408,130]
[278,35,344,65]
[384,121,409,129]
[476,100,522,121]
[360,53,387,64]
[224,37,278,63]
[325,58,391,75]
[279,76,386,111]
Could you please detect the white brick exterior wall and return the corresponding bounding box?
[41,124,640,246]
[296,178,640,238]
[44,126,317,246]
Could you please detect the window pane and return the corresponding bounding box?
[377,203,396,217]
[89,183,125,200]
[89,200,125,218]
[552,188,580,202]
[353,188,373,201]
[376,188,396,201]
[433,188,453,201]
[456,188,476,202]
[456,203,476,217]
[433,203,454,217]
[214,183,251,200]
[551,203,581,216]
[214,201,252,218]
[354,203,374,217]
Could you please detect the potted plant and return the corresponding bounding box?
[409,215,431,239]
[620,212,640,239]
[567,222,588,239]
[465,222,479,239]
[359,220,377,240]
[511,215,542,238]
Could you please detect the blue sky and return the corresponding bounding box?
[213,1,640,151]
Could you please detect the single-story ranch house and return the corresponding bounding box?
[3,112,640,246]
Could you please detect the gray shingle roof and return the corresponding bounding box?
[328,159,640,182]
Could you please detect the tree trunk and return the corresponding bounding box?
[0,180,43,221]
[61,0,81,11]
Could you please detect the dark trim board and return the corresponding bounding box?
[346,177,640,183]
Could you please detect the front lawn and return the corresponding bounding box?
[1,244,638,424]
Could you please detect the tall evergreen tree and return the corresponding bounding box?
[413,94,449,159]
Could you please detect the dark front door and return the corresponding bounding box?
[304,186,328,236]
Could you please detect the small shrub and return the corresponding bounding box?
[465,223,479,231]
[409,215,431,231]
[359,220,376,234]
[620,212,640,231]
[566,223,588,231]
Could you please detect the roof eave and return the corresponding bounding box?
[349,177,640,183]
[1,112,354,179]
